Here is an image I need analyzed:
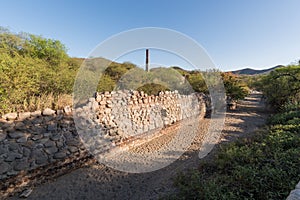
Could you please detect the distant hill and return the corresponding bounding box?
[230,65,284,75]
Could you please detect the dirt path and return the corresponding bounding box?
[8,93,269,200]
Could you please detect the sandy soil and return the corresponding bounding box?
[7,93,269,200]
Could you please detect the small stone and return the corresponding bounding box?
[50,134,61,141]
[54,151,67,159]
[109,129,117,136]
[44,146,58,155]
[33,150,48,165]
[96,95,102,102]
[47,124,57,131]
[14,160,29,171]
[8,131,24,139]
[68,146,78,153]
[43,116,54,122]
[56,110,64,115]
[16,136,27,143]
[92,102,99,111]
[42,108,56,116]
[19,188,33,198]
[23,147,31,157]
[149,124,156,130]
[0,133,7,142]
[31,117,43,125]
[30,110,42,117]
[63,131,73,139]
[1,122,14,130]
[99,101,106,105]
[107,103,113,108]
[43,132,51,137]
[0,162,10,174]
[15,122,26,130]
[0,145,8,155]
[56,141,64,148]
[7,170,18,176]
[0,174,7,180]
[2,112,18,120]
[5,152,23,162]
[31,134,43,141]
[104,108,111,114]
[44,140,56,148]
[18,112,31,120]
[34,144,44,149]
[66,138,80,146]
[89,97,95,102]
[63,106,72,115]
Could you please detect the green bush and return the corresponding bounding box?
[137,83,169,95]
[0,28,78,114]
[221,72,249,100]
[168,106,300,200]
[258,65,300,110]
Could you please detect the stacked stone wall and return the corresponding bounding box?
[0,90,207,195]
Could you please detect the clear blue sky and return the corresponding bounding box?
[1,0,300,71]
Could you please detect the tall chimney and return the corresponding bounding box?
[145,49,149,72]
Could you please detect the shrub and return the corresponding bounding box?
[168,105,300,200]
[258,65,300,110]
[137,83,169,95]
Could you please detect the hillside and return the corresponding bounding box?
[230,65,284,75]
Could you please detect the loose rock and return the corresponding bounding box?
[30,110,42,117]
[8,131,25,139]
[54,151,67,159]
[3,112,18,120]
[18,112,31,120]
[19,188,33,198]
[14,160,29,171]
[42,108,56,116]
[0,162,10,174]
[63,106,72,115]
[0,133,7,142]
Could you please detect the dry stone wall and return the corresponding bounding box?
[0,90,207,192]
[91,90,206,143]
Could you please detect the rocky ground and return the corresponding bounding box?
[7,93,269,200]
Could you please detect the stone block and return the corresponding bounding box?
[8,131,25,139]
[18,112,31,120]
[42,108,56,116]
[30,110,42,117]
[16,136,27,143]
[14,159,29,171]
[15,122,26,130]
[0,162,11,174]
[47,124,57,131]
[31,134,43,141]
[44,146,58,155]
[32,149,48,165]
[2,112,18,120]
[54,151,68,159]
[44,140,56,148]
[5,152,23,162]
[0,133,7,142]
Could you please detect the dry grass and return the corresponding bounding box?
[5,93,73,114]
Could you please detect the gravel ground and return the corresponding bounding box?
[7,93,269,200]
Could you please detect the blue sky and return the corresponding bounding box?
[1,0,300,71]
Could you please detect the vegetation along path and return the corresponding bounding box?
[8,92,269,200]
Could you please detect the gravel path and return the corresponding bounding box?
[8,93,269,200]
